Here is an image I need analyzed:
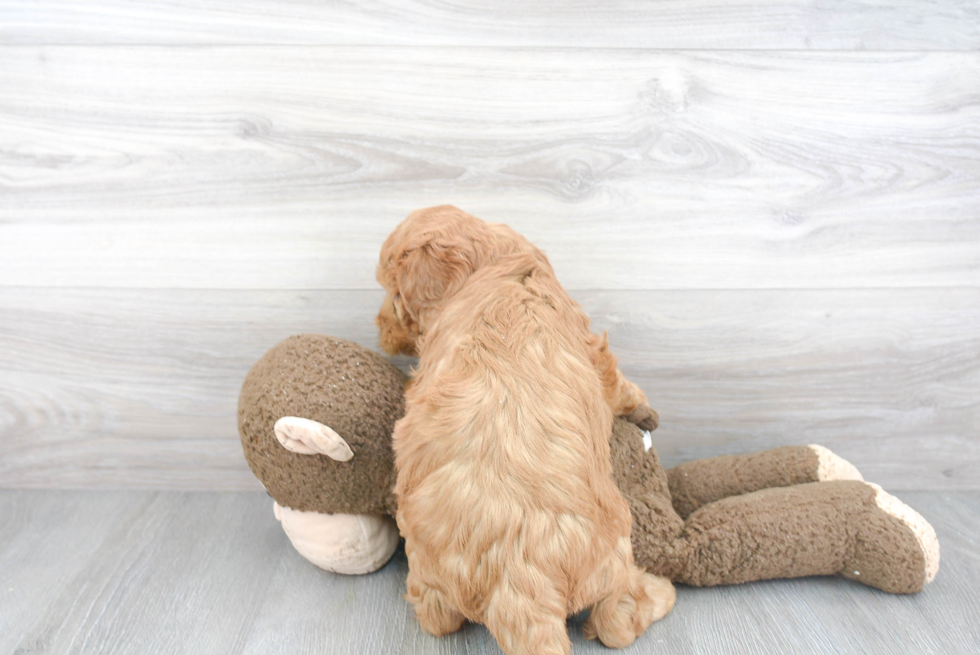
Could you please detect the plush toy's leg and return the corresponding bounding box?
[664,480,939,594]
[274,501,400,574]
[667,445,863,518]
[586,331,659,431]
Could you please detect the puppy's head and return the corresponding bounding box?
[376,205,529,356]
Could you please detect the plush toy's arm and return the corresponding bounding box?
[658,480,939,594]
[666,445,863,518]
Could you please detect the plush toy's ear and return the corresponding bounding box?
[274,417,354,461]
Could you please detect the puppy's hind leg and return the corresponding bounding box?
[583,537,675,648]
[483,581,571,655]
[405,570,465,637]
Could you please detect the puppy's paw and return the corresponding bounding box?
[584,571,674,649]
[634,572,676,630]
[625,404,659,432]
[406,576,465,636]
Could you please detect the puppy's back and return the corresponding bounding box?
[394,252,631,617]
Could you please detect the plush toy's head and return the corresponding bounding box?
[237,334,673,553]
[238,335,406,516]
[237,334,680,572]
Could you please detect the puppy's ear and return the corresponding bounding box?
[396,236,477,322]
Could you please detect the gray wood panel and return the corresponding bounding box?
[2,0,978,49]
[0,490,288,654]
[2,48,978,290]
[2,490,978,654]
[2,287,976,491]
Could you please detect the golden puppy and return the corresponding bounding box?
[377,206,674,655]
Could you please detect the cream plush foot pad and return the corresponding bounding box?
[870,483,940,585]
[838,481,940,593]
[809,444,864,482]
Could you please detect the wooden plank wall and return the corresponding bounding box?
[1,1,978,490]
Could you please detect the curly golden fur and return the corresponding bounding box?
[377,206,675,655]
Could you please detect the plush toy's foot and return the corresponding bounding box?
[841,482,940,593]
[809,444,863,482]
[274,501,399,574]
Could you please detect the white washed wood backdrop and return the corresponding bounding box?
[1,1,978,491]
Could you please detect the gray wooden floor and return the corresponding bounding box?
[2,489,978,655]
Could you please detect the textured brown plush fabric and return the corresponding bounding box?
[667,445,821,519]
[610,421,928,593]
[608,419,685,569]
[672,481,927,592]
[238,337,931,594]
[238,335,406,515]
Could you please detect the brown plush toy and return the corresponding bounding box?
[238,335,406,574]
[239,334,939,593]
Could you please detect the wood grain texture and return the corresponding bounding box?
[2,490,978,654]
[1,6,976,650]
[1,0,978,49]
[2,48,978,290]
[1,287,976,491]
[0,490,288,655]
